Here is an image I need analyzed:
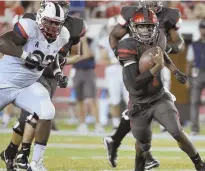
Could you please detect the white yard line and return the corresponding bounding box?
[0,169,196,171]
[47,143,205,152]
[67,156,182,160]
[0,129,205,141]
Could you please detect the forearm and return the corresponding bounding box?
[135,71,154,90]
[169,37,184,54]
[109,25,128,49]
[65,55,81,65]
[168,29,185,54]
[124,63,154,90]
[0,37,23,58]
[164,53,177,72]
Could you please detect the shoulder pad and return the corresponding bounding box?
[14,18,36,39]
[119,6,139,26]
[117,38,138,62]
[165,7,182,30]
[22,13,36,21]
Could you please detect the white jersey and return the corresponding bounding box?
[0,18,70,88]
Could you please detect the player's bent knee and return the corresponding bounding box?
[139,142,151,152]
[26,113,39,128]
[12,121,23,136]
[170,128,183,141]
[37,103,55,120]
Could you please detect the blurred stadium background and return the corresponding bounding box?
[0,1,205,170]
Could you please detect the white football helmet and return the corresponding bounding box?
[36,2,65,40]
[41,0,70,17]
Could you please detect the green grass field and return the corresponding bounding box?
[0,120,205,171]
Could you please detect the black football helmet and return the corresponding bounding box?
[139,0,163,13]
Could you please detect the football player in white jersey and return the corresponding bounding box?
[0,2,69,171]
[1,1,85,171]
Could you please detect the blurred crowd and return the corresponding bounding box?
[0,1,205,134]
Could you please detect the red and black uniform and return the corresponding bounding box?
[116,29,181,145]
[118,29,166,104]
[119,6,181,39]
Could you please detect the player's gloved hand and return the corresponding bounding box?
[55,72,63,82]
[21,51,42,68]
[58,76,68,88]
[59,56,66,70]
[173,69,188,84]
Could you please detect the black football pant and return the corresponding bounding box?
[129,93,196,158]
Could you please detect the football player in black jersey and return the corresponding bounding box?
[0,1,85,171]
[104,1,188,170]
[114,7,205,171]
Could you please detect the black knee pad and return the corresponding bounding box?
[12,121,23,136]
[26,113,39,129]
[14,110,31,136]
[138,141,151,152]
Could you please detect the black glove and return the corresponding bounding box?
[173,69,188,84]
[24,53,42,69]
[58,76,68,88]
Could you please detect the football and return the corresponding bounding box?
[139,47,158,73]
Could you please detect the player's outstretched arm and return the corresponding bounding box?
[166,28,185,54]
[164,52,177,71]
[109,24,128,50]
[0,31,26,58]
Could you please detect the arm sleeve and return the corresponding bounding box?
[186,44,194,62]
[13,18,34,40]
[117,38,137,62]
[123,63,154,91]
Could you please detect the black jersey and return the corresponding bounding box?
[117,29,166,104]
